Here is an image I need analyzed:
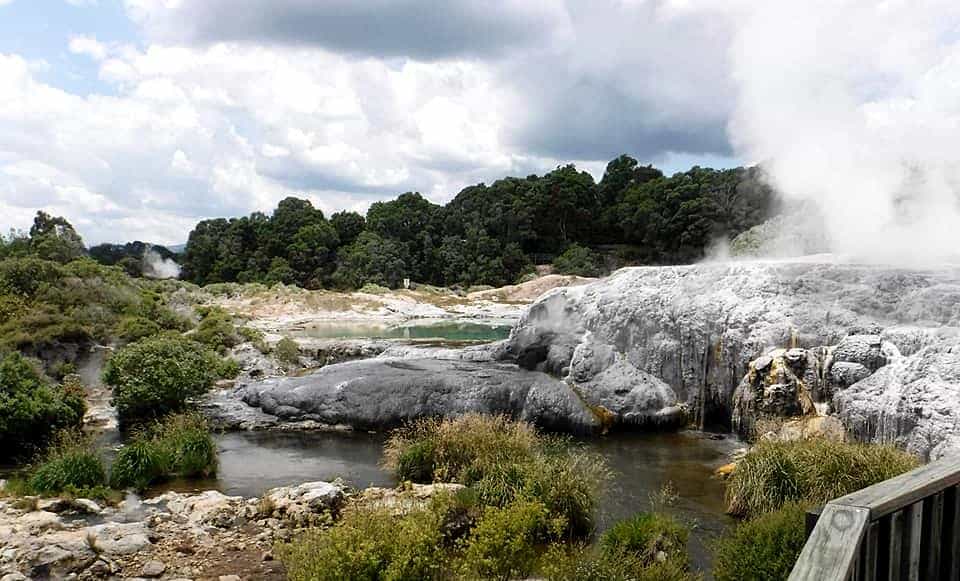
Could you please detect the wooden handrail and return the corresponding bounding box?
[789,456,960,581]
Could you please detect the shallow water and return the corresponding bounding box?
[289,320,512,342]
[152,429,734,574]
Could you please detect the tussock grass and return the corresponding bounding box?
[725,438,918,518]
[712,501,809,581]
[110,412,217,490]
[27,430,107,495]
[383,414,609,539]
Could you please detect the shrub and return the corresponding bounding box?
[713,502,808,581]
[192,307,240,352]
[601,512,689,564]
[28,430,107,495]
[540,544,697,581]
[103,335,219,422]
[275,337,301,365]
[0,352,85,459]
[460,499,551,581]
[384,415,609,539]
[725,438,918,518]
[239,326,269,353]
[279,501,451,581]
[115,316,162,344]
[384,415,539,484]
[552,244,604,278]
[110,412,217,489]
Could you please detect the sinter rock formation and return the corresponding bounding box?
[230,260,960,457]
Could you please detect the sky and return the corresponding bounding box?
[0,0,748,245]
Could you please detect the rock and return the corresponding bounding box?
[1,573,29,581]
[261,481,345,522]
[358,483,465,515]
[85,522,151,555]
[162,490,246,528]
[715,463,736,479]
[731,348,820,437]
[834,338,960,459]
[506,261,960,439]
[141,560,166,577]
[766,416,847,442]
[72,499,102,515]
[219,576,241,581]
[238,358,600,433]
[18,510,63,533]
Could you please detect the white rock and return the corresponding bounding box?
[85,522,151,555]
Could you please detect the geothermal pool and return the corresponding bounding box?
[287,319,513,342]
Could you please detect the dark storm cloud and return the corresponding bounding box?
[131,0,569,60]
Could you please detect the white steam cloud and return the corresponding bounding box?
[682,0,960,264]
[142,247,181,279]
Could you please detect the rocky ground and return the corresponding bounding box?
[0,480,457,581]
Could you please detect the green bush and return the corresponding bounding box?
[239,326,269,353]
[384,415,609,540]
[725,439,918,518]
[0,352,85,459]
[713,502,808,581]
[552,244,604,277]
[540,544,697,581]
[601,512,689,564]
[28,430,107,495]
[384,414,539,484]
[279,501,451,581]
[103,335,219,422]
[115,316,162,344]
[192,307,240,352]
[460,499,551,581]
[110,412,217,489]
[275,337,301,365]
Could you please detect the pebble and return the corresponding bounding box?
[141,559,167,577]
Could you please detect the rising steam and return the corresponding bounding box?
[684,0,960,263]
[142,247,181,279]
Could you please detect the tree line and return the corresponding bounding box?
[185,155,773,288]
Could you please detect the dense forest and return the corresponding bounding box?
[180,155,774,289]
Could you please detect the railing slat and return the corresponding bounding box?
[788,504,870,581]
[943,485,960,581]
[882,510,902,581]
[861,521,879,581]
[921,492,944,580]
[905,501,923,581]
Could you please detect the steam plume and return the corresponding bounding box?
[142,247,181,279]
[685,0,960,263]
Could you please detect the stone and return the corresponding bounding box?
[238,358,600,434]
[18,510,63,533]
[72,499,102,515]
[731,348,820,437]
[86,522,151,555]
[1,574,29,581]
[163,490,245,528]
[219,576,241,581]
[770,416,847,442]
[141,560,166,577]
[834,338,960,459]
[358,483,465,515]
[262,481,345,521]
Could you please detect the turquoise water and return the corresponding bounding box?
[290,321,512,342]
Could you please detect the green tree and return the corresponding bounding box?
[330,211,366,246]
[28,211,86,264]
[331,232,409,289]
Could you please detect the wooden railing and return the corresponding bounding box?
[790,456,960,580]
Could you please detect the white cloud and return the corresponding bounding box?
[68,35,108,61]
